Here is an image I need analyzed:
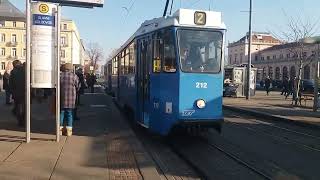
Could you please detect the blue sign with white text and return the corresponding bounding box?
[33,14,55,27]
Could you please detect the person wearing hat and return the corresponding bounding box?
[60,63,79,136]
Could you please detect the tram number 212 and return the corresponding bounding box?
[196,82,208,89]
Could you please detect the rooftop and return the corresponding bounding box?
[229,32,282,47]
[0,0,25,22]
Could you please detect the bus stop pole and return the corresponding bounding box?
[26,0,31,143]
[55,5,61,142]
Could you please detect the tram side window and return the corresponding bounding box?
[153,32,163,73]
[129,42,135,74]
[163,30,176,72]
[112,58,118,75]
[125,49,130,74]
[120,52,125,75]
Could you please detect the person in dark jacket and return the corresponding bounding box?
[3,70,11,104]
[281,77,289,96]
[265,76,271,96]
[73,68,85,121]
[9,60,25,127]
[86,72,96,93]
[60,63,79,136]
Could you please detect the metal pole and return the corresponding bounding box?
[313,44,319,112]
[246,0,253,100]
[26,0,31,143]
[163,0,170,17]
[55,5,61,142]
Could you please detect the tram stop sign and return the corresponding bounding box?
[35,0,104,8]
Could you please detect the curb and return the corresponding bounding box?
[223,105,320,130]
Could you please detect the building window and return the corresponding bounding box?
[11,34,17,43]
[13,21,16,27]
[61,50,65,58]
[1,34,5,42]
[240,53,243,63]
[234,54,238,63]
[61,37,66,46]
[273,55,276,59]
[23,34,26,43]
[286,53,290,59]
[261,56,264,60]
[1,62,5,70]
[0,21,4,27]
[280,54,284,59]
[12,48,17,57]
[1,48,5,56]
[24,23,26,28]
[255,55,258,61]
[23,48,26,57]
[267,56,270,60]
[63,24,67,30]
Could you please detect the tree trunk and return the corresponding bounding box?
[295,61,303,105]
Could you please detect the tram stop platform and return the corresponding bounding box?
[223,90,320,129]
[0,90,161,180]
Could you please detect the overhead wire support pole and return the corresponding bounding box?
[55,5,61,142]
[313,43,319,112]
[246,0,253,100]
[26,0,31,143]
[163,0,170,17]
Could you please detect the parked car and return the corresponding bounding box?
[300,79,320,93]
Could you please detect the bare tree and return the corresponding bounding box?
[272,14,319,105]
[86,42,104,72]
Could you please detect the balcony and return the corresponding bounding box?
[6,55,17,60]
[6,42,18,47]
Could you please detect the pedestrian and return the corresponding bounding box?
[86,72,96,93]
[286,78,294,99]
[3,70,11,105]
[73,67,85,121]
[9,60,25,127]
[281,77,289,96]
[60,63,79,136]
[265,76,271,96]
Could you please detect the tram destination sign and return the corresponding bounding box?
[35,0,104,8]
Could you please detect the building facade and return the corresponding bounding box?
[0,0,85,75]
[253,43,319,82]
[228,32,281,66]
[60,19,86,66]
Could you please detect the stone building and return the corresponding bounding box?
[228,32,281,66]
[253,42,319,82]
[0,0,86,75]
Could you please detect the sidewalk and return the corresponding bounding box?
[0,91,160,180]
[223,90,320,129]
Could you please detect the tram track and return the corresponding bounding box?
[225,110,320,153]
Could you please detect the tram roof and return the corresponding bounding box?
[107,9,226,61]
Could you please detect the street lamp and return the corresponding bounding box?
[303,36,320,112]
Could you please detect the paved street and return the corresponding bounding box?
[0,90,161,180]
[224,90,320,128]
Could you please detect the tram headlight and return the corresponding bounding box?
[196,99,206,109]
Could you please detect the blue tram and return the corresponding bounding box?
[105,9,226,135]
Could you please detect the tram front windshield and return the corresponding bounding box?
[178,29,223,73]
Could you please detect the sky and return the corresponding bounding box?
[9,0,320,64]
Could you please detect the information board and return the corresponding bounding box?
[31,2,57,88]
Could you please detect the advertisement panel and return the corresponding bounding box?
[31,2,57,88]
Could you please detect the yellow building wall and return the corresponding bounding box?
[0,19,84,74]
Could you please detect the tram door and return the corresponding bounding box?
[137,38,151,127]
